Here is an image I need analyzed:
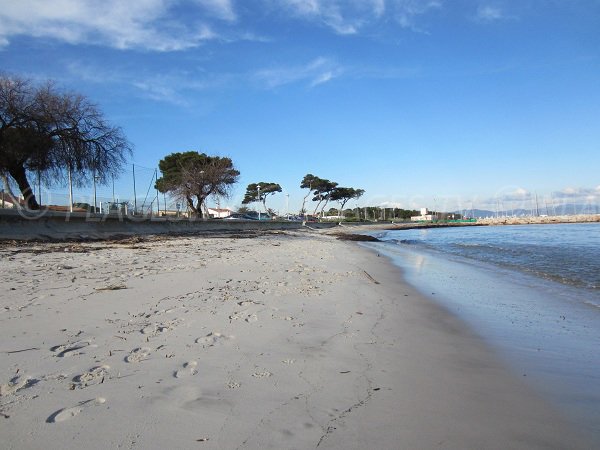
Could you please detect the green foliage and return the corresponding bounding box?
[352,207,419,221]
[155,151,239,216]
[300,174,319,190]
[311,178,338,215]
[242,182,282,211]
[300,173,320,214]
[330,187,365,213]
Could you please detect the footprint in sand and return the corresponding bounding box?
[252,370,272,378]
[245,314,258,323]
[0,375,36,397]
[174,361,198,378]
[195,332,234,348]
[46,397,106,423]
[72,365,110,388]
[50,341,92,358]
[141,319,180,336]
[125,347,152,363]
[228,312,242,321]
[226,381,241,389]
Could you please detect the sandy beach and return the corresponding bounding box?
[0,230,591,449]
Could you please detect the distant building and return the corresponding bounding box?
[0,192,24,209]
[411,208,436,222]
[208,208,233,218]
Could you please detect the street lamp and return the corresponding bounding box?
[93,171,99,213]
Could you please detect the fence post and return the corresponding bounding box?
[132,164,137,215]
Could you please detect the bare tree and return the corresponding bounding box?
[0,74,132,209]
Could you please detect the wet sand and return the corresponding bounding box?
[0,231,591,449]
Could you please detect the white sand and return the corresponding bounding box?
[0,231,590,449]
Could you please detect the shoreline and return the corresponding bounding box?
[0,231,592,449]
[363,234,600,444]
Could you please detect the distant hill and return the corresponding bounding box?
[454,203,600,218]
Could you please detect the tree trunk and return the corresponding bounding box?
[312,197,323,216]
[340,200,348,218]
[320,198,330,216]
[301,189,312,215]
[186,195,198,216]
[1,172,15,196]
[7,165,39,209]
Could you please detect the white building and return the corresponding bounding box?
[410,208,436,222]
[208,208,233,218]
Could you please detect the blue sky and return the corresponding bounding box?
[1,0,599,213]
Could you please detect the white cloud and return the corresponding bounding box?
[0,0,222,51]
[393,0,442,31]
[66,61,231,105]
[379,201,407,209]
[552,186,600,199]
[474,4,517,23]
[279,0,442,35]
[254,57,343,88]
[195,0,237,22]
[372,0,386,18]
[487,186,532,203]
[476,5,503,21]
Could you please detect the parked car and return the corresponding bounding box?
[224,213,259,220]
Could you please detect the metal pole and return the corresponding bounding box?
[155,169,160,216]
[132,164,137,214]
[93,170,97,214]
[112,175,115,203]
[37,169,41,207]
[68,165,73,213]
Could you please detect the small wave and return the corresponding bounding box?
[394,239,420,245]
[584,300,600,309]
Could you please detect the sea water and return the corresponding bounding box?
[362,223,600,442]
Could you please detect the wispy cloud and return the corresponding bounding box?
[552,186,600,200]
[279,0,442,35]
[66,61,231,105]
[474,4,517,23]
[0,0,447,51]
[254,57,343,88]
[476,5,503,21]
[393,0,442,31]
[479,185,600,211]
[496,187,532,202]
[0,0,223,51]
[195,0,237,22]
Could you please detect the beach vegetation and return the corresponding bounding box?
[0,74,131,210]
[242,182,282,214]
[311,179,338,216]
[330,187,365,217]
[155,151,239,218]
[300,173,320,214]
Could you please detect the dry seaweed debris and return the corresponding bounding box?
[333,233,380,242]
